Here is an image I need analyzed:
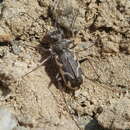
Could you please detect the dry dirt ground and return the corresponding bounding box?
[0,0,130,130]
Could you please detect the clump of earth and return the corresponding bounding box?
[0,0,130,130]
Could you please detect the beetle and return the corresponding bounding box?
[22,28,84,90]
[43,29,83,90]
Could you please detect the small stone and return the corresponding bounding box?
[0,108,18,130]
[97,97,130,129]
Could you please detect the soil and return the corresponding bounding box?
[0,0,130,130]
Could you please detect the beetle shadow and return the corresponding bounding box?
[0,80,11,97]
[84,119,106,130]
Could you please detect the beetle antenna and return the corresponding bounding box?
[70,9,79,35]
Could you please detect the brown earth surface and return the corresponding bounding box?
[0,0,130,130]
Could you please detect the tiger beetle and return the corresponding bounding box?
[45,29,83,90]
[23,28,84,90]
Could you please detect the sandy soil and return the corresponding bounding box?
[0,0,130,130]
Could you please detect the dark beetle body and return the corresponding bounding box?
[56,48,83,90]
[48,30,83,90]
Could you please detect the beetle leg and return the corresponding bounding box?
[22,55,52,78]
[56,73,62,81]
[79,57,100,80]
[56,73,63,83]
[69,41,77,49]
[55,55,63,67]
